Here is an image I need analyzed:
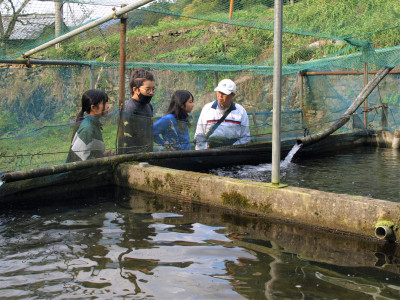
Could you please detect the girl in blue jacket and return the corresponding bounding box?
[153,90,194,150]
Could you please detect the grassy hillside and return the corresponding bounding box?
[46,0,400,66]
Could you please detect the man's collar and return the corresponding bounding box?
[211,100,236,110]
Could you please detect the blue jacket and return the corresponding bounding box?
[153,114,191,150]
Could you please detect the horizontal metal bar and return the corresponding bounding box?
[0,59,90,66]
[23,0,155,58]
[300,71,400,76]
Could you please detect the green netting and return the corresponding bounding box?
[1,65,399,172]
[1,0,400,173]
[2,0,400,70]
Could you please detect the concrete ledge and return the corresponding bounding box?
[114,162,400,242]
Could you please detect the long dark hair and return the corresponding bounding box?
[75,89,109,122]
[166,90,193,123]
[129,69,155,95]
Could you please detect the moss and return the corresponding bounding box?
[221,191,250,208]
[376,219,398,230]
[145,176,151,186]
[164,173,173,183]
[258,203,272,213]
[152,178,163,191]
[192,191,201,201]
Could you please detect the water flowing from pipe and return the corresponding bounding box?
[280,143,302,169]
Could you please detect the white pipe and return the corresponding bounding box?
[23,0,156,58]
[375,226,395,241]
[271,0,283,185]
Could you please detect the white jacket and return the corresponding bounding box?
[194,100,251,150]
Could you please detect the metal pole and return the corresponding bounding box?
[303,71,400,75]
[118,7,127,110]
[363,62,368,127]
[54,1,63,49]
[0,59,89,66]
[116,7,128,154]
[23,0,155,58]
[90,64,95,89]
[299,73,304,129]
[229,0,234,20]
[214,71,219,88]
[271,0,283,185]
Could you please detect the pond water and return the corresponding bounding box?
[211,146,400,202]
[1,186,400,299]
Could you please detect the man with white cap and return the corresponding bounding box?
[194,79,251,150]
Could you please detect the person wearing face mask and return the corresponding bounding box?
[118,69,156,154]
[66,89,111,162]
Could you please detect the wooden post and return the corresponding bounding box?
[229,0,234,20]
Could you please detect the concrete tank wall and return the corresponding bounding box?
[114,163,400,243]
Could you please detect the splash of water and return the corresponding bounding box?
[0,172,3,187]
[280,143,302,169]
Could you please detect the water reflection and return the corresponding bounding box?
[0,187,399,299]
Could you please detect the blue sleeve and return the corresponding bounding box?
[153,117,169,145]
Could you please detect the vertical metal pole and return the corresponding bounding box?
[229,0,234,20]
[116,7,127,153]
[299,72,303,128]
[118,8,127,110]
[214,71,219,88]
[381,103,388,129]
[363,62,368,127]
[89,65,95,89]
[54,1,63,49]
[271,0,283,185]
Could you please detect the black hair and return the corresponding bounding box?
[129,69,155,96]
[165,90,194,122]
[75,89,109,122]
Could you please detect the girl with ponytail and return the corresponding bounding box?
[66,89,110,162]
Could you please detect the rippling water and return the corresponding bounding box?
[0,187,400,299]
[211,146,400,201]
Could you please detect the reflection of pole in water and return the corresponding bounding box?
[265,241,284,300]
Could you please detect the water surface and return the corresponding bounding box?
[211,146,400,201]
[0,187,400,299]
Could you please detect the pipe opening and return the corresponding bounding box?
[375,226,395,241]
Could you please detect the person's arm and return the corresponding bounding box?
[234,109,251,145]
[153,117,169,145]
[194,107,208,150]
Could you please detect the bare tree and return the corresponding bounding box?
[0,0,31,56]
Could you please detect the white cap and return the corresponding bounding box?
[214,79,236,95]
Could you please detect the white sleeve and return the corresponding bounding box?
[234,109,251,145]
[194,107,208,150]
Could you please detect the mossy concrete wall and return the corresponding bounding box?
[114,163,400,242]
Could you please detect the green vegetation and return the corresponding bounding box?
[1,0,400,172]
[40,0,400,66]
